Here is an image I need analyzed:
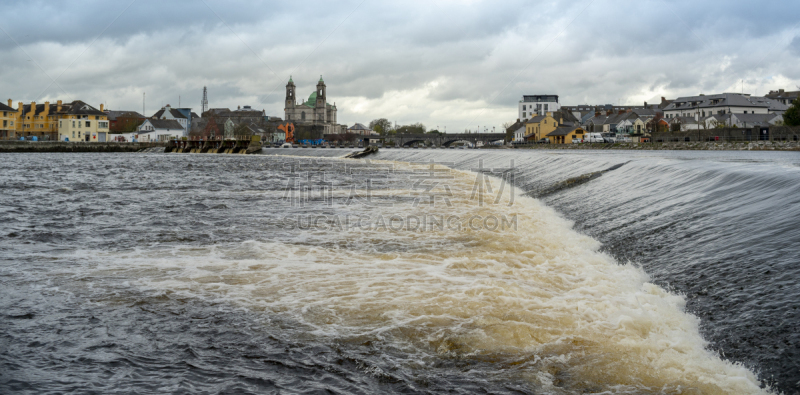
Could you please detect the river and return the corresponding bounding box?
[1,149,797,394]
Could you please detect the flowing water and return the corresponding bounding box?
[1,149,798,394]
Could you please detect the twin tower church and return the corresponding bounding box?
[284,75,346,135]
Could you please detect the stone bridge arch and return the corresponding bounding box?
[402,139,428,147]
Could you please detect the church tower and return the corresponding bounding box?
[285,76,296,121]
[315,75,326,122]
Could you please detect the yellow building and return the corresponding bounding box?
[56,101,110,142]
[5,99,110,141]
[524,113,558,142]
[1,100,18,140]
[10,100,60,140]
[546,126,587,144]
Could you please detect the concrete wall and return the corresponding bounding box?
[0,141,167,153]
[510,140,800,151]
[651,126,800,142]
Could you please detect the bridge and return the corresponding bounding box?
[363,133,506,147]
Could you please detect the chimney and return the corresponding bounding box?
[7,99,11,108]
[57,100,62,112]
[30,101,36,117]
[644,101,648,109]
[18,102,23,112]
[44,101,50,115]
[780,89,785,93]
[100,104,104,112]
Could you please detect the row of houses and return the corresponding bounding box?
[1,96,380,145]
[509,90,798,143]
[0,99,111,142]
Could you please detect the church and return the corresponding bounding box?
[284,76,345,134]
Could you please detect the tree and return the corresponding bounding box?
[647,114,665,134]
[117,117,144,133]
[784,98,800,126]
[369,118,392,135]
[426,129,441,134]
[395,123,426,134]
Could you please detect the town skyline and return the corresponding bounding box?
[2,0,799,130]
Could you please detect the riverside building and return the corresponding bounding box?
[519,95,560,121]
[0,100,17,140]
[56,101,110,142]
[662,93,788,119]
[8,100,60,141]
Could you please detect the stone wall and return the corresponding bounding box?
[0,141,167,153]
[651,126,800,142]
[512,140,800,151]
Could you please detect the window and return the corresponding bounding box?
[523,112,526,118]
[73,121,76,127]
[85,121,90,127]
[60,121,62,128]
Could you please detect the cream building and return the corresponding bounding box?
[57,101,110,142]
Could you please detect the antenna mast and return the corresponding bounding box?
[202,86,208,114]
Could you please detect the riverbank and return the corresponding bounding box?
[511,140,800,151]
[0,141,167,153]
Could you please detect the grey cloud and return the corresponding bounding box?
[1,0,799,130]
[790,35,800,56]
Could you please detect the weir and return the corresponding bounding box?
[2,149,796,393]
[165,135,262,154]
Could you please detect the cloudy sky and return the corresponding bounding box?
[1,0,799,132]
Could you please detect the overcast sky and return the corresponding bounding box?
[1,0,799,132]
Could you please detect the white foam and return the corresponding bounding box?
[76,159,769,393]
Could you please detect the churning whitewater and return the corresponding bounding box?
[3,150,796,394]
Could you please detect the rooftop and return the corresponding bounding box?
[521,95,559,103]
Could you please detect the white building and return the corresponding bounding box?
[519,95,560,121]
[662,93,788,119]
[151,105,189,135]
[512,124,526,142]
[703,113,783,129]
[134,119,185,141]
